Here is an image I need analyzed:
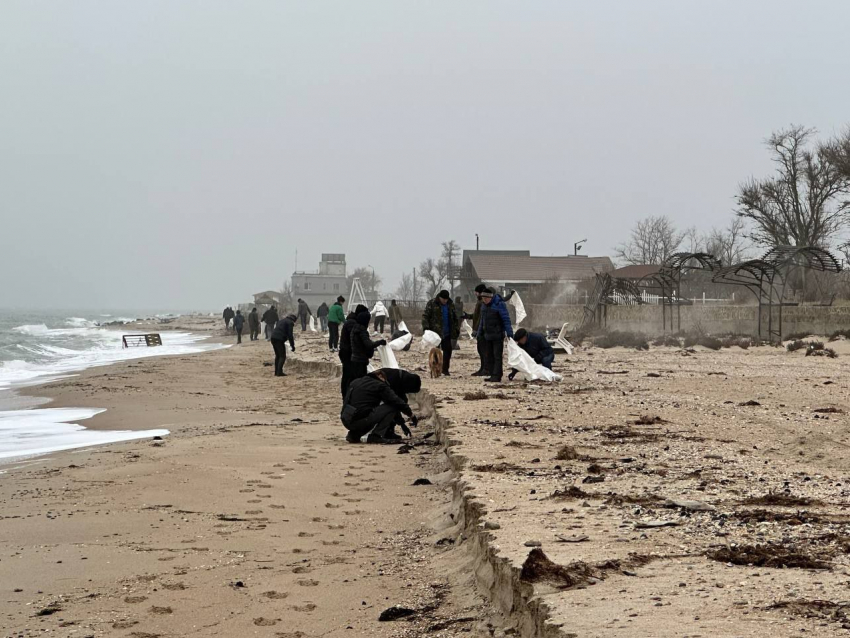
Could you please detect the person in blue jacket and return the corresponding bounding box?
[479,288,513,382]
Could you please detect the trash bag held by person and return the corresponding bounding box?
[270,314,296,377]
[340,369,414,444]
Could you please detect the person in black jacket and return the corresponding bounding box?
[422,290,460,376]
[339,305,367,398]
[341,369,414,443]
[380,368,422,433]
[261,306,279,341]
[248,308,260,341]
[349,308,386,384]
[270,314,296,376]
[509,328,555,380]
[297,299,312,331]
[233,310,245,344]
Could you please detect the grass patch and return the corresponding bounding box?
[707,543,830,570]
[739,491,817,507]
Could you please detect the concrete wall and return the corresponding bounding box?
[526,303,850,337]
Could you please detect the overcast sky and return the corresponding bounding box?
[2,1,849,310]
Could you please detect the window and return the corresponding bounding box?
[304,282,310,291]
[334,284,340,291]
[323,283,327,290]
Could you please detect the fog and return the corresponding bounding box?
[2,1,849,310]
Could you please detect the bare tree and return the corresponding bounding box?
[703,217,749,266]
[278,281,294,314]
[737,125,850,248]
[392,273,417,304]
[346,267,383,298]
[614,215,685,265]
[823,126,850,181]
[441,240,462,295]
[417,257,448,299]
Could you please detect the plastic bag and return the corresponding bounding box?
[461,319,473,339]
[389,331,413,352]
[510,292,527,325]
[376,345,399,369]
[398,321,409,333]
[308,316,317,332]
[419,329,442,351]
[506,338,561,382]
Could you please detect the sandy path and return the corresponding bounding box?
[0,332,493,637]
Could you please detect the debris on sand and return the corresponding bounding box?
[471,462,523,473]
[378,606,417,621]
[463,391,489,401]
[35,605,62,617]
[412,478,432,486]
[708,543,831,569]
[813,407,844,414]
[519,549,597,588]
[554,445,579,460]
[766,599,850,628]
[632,415,666,425]
[634,520,679,529]
[739,491,816,507]
[738,400,761,407]
[550,486,592,500]
[664,498,716,512]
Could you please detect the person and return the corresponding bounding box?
[338,308,363,398]
[223,306,235,331]
[509,328,555,380]
[389,299,403,335]
[422,290,460,376]
[297,299,312,331]
[480,288,514,382]
[262,305,279,341]
[372,301,388,334]
[270,314,296,376]
[340,369,414,444]
[381,367,422,434]
[350,307,386,385]
[248,308,260,341]
[233,309,245,344]
[471,285,489,376]
[317,302,330,333]
[327,296,346,352]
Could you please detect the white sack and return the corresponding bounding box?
[389,331,413,351]
[308,316,317,332]
[510,292,527,325]
[461,318,473,339]
[507,338,561,382]
[398,321,409,333]
[419,329,442,351]
[366,362,376,373]
[376,345,399,369]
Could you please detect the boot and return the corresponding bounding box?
[484,376,501,383]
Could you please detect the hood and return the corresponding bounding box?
[355,310,371,327]
[399,370,422,394]
[286,314,297,322]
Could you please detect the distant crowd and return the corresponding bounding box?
[221,284,555,444]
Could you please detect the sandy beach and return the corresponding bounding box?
[5,319,850,637]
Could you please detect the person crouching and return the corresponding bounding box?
[509,328,555,380]
[341,369,415,444]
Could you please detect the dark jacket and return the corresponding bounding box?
[481,295,513,341]
[350,311,381,363]
[422,298,460,339]
[381,368,420,404]
[328,302,346,324]
[317,303,329,318]
[262,307,279,326]
[389,303,403,323]
[338,315,357,362]
[248,309,260,329]
[271,315,296,349]
[233,312,245,330]
[519,332,554,363]
[472,300,484,332]
[297,300,311,318]
[344,374,412,420]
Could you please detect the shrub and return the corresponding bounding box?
[828,329,850,342]
[683,334,722,350]
[652,334,681,347]
[592,331,649,351]
[720,335,752,349]
[785,331,814,341]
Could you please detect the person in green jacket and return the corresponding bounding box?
[327,296,346,352]
[422,290,460,376]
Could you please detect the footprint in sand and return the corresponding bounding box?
[157,556,177,562]
[149,606,173,615]
[321,540,340,546]
[254,617,278,626]
[275,632,307,638]
[325,503,341,509]
[257,483,273,488]
[113,620,138,629]
[258,494,273,498]
[292,565,312,574]
[296,579,320,587]
[343,482,359,487]
[262,590,289,599]
[343,510,362,516]
[247,480,262,484]
[297,532,315,538]
[239,489,255,493]
[246,510,263,514]
[162,582,186,590]
[269,504,286,509]
[310,517,326,523]
[343,498,362,503]
[327,524,345,530]
[129,632,161,638]
[291,603,317,612]
[124,596,148,604]
[247,499,262,504]
[260,471,275,475]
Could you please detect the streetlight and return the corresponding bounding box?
[574,239,587,256]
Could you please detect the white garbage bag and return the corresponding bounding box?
[507,338,561,382]
[366,362,376,373]
[461,318,473,339]
[419,329,442,352]
[376,345,399,369]
[398,321,409,333]
[510,292,527,325]
[389,331,413,351]
[308,316,317,332]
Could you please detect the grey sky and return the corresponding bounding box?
[2,1,849,310]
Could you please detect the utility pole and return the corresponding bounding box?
[412,267,417,305]
[574,239,587,256]
[475,234,479,250]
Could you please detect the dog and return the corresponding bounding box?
[428,347,444,379]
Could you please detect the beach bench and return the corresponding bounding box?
[122,334,163,348]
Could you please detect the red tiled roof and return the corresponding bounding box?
[468,254,614,283]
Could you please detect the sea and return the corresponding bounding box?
[0,310,226,465]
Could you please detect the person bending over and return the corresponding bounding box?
[341,369,414,444]
[270,314,296,377]
[509,328,555,380]
[380,368,422,434]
